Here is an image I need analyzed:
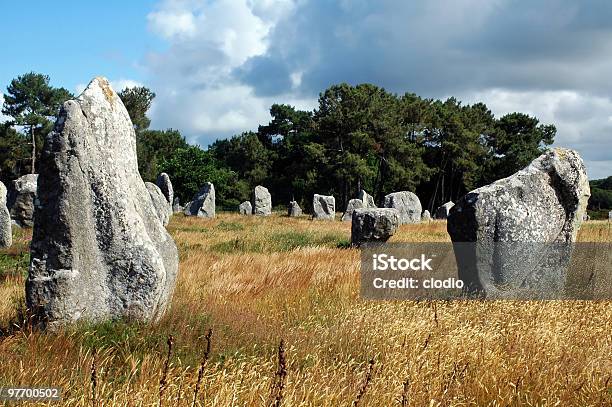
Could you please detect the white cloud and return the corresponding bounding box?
[148,9,197,39]
[141,0,612,179]
[145,0,298,143]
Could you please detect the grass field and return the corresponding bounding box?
[0,214,610,406]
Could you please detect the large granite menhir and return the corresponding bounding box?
[27,77,179,328]
[448,148,590,298]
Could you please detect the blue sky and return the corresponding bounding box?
[1,0,611,178]
[0,1,159,90]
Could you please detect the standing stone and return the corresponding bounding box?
[313,194,335,220]
[422,210,432,222]
[239,201,252,215]
[609,210,612,220]
[383,191,421,224]
[435,201,454,219]
[342,189,377,221]
[447,148,590,298]
[172,197,183,213]
[7,173,38,227]
[0,181,12,248]
[288,201,302,217]
[252,185,272,216]
[146,182,171,226]
[184,182,215,218]
[351,208,400,246]
[27,77,179,327]
[358,189,377,208]
[342,198,364,221]
[156,173,173,207]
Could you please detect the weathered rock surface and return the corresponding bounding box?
[0,181,12,248]
[447,148,590,298]
[422,210,432,222]
[146,182,171,226]
[156,173,173,207]
[435,201,454,219]
[184,182,215,218]
[358,189,377,208]
[313,194,335,220]
[383,191,421,224]
[342,198,364,221]
[7,173,38,227]
[252,185,272,216]
[239,201,252,215]
[351,208,400,246]
[172,197,183,213]
[27,77,179,327]
[342,190,377,221]
[288,201,302,217]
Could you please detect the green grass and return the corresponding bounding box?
[0,227,31,281]
[211,230,346,254]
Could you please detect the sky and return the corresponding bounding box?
[0,0,610,178]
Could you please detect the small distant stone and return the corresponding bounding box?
[288,201,302,217]
[172,197,183,213]
[313,194,335,220]
[239,201,252,215]
[146,182,171,226]
[253,185,272,216]
[351,208,400,246]
[184,182,215,218]
[383,191,421,224]
[156,173,174,207]
[342,198,364,221]
[7,173,38,227]
[358,189,377,208]
[0,181,12,248]
[422,210,432,222]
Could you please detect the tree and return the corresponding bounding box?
[210,132,273,186]
[485,112,556,182]
[1,72,72,173]
[118,86,156,132]
[0,123,30,184]
[159,146,248,208]
[136,128,189,181]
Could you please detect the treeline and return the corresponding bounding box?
[1,72,608,215]
[589,177,612,217]
[208,85,557,212]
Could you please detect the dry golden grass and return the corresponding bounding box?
[0,214,610,406]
